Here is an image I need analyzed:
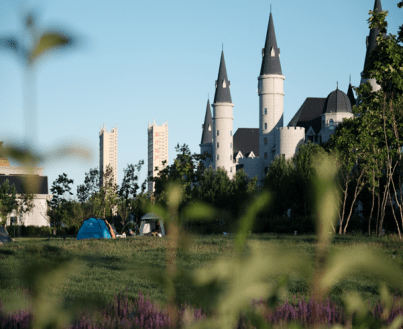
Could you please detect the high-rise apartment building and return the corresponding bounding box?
[148,120,168,193]
[99,124,118,186]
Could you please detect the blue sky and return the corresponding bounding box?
[0,0,400,195]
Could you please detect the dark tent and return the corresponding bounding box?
[0,226,12,244]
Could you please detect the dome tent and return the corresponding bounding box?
[77,218,116,240]
[139,212,165,236]
[0,226,12,244]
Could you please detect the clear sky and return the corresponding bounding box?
[0,0,401,195]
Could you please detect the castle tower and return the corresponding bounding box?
[360,0,383,92]
[258,12,284,170]
[200,99,214,168]
[212,51,235,177]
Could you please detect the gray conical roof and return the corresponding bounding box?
[260,12,282,76]
[214,51,232,103]
[323,88,352,114]
[363,0,383,69]
[347,83,356,108]
[201,99,213,144]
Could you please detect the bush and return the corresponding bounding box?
[4,225,81,237]
[253,216,315,234]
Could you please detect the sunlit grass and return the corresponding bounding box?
[1,233,403,312]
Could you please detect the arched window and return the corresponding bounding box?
[329,119,335,130]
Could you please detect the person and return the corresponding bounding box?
[128,229,134,236]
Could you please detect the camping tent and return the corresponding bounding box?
[139,212,165,236]
[0,226,12,244]
[77,218,116,240]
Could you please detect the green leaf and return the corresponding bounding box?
[184,201,216,221]
[29,32,71,63]
[321,246,403,294]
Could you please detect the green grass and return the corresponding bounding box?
[0,234,402,310]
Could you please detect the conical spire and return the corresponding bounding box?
[347,76,356,108]
[363,0,383,69]
[213,51,232,103]
[201,99,214,144]
[260,12,282,75]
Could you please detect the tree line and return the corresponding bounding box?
[46,160,148,232]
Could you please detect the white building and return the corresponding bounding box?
[99,124,118,186]
[148,120,168,193]
[201,0,381,182]
[0,143,52,227]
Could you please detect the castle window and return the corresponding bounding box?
[264,108,267,115]
[230,143,232,148]
[230,131,232,136]
[217,142,219,148]
[264,152,268,159]
[208,125,211,131]
[230,167,232,173]
[217,154,219,160]
[329,119,335,130]
[264,123,267,130]
[230,155,232,160]
[217,130,219,136]
[264,137,267,145]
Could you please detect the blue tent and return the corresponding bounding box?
[77,218,112,240]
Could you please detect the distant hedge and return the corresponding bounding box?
[5,225,80,237]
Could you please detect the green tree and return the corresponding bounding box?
[293,141,326,217]
[117,160,144,229]
[263,155,296,218]
[94,165,118,219]
[326,118,369,235]
[152,144,205,205]
[47,173,74,227]
[0,180,18,227]
[354,2,403,236]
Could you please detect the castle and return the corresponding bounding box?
[200,0,382,183]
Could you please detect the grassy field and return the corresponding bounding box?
[1,234,403,312]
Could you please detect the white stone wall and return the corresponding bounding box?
[361,72,381,92]
[276,127,305,159]
[0,167,44,175]
[99,124,118,186]
[258,74,285,167]
[148,121,169,193]
[321,112,354,143]
[212,102,235,178]
[238,157,262,182]
[7,194,51,227]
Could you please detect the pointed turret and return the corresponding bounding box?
[363,0,383,69]
[260,12,282,76]
[214,51,232,103]
[347,77,356,108]
[201,99,213,144]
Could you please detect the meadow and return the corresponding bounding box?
[1,233,403,310]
